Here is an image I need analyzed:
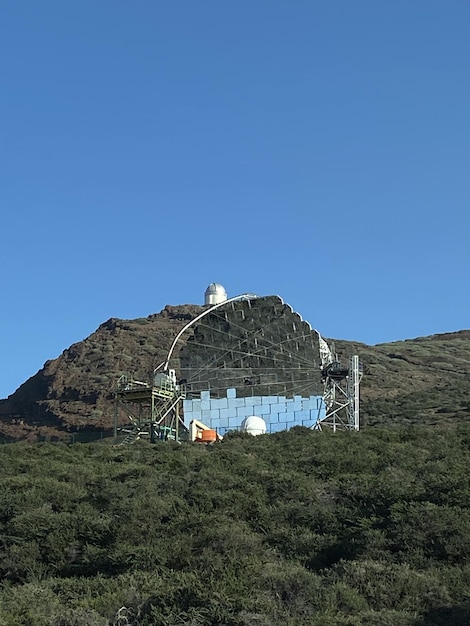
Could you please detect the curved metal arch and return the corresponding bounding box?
[155,293,261,374]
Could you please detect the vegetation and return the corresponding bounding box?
[0,426,469,625]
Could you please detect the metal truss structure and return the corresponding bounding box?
[112,294,363,443]
[113,375,187,444]
[314,334,362,431]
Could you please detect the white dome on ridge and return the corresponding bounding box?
[204,283,227,305]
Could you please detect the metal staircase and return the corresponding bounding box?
[119,429,143,445]
[153,389,186,425]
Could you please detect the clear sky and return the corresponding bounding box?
[1,1,469,398]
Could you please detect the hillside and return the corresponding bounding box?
[0,301,469,441]
[335,330,470,427]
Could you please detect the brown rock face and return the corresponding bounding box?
[0,300,469,441]
[0,304,204,440]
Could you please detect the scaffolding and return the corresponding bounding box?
[113,375,187,444]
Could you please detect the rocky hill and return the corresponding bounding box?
[335,330,470,426]
[0,302,469,441]
[0,305,203,441]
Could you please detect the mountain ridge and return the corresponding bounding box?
[1,303,468,440]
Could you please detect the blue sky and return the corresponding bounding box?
[1,1,469,398]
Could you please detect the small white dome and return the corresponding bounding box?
[204,283,227,305]
[241,415,267,436]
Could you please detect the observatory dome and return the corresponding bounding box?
[204,283,227,305]
[241,415,267,436]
